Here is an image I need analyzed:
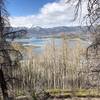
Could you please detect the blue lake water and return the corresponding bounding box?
[13,37,62,53]
[14,37,62,47]
[13,37,90,53]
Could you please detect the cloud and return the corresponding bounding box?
[9,0,88,28]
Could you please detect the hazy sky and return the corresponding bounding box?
[6,0,87,28]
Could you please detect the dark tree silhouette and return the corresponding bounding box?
[0,0,27,100]
[66,0,100,56]
[66,0,100,33]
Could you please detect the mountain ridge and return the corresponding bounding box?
[26,26,88,37]
[12,26,88,38]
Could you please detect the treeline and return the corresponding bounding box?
[10,37,100,96]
